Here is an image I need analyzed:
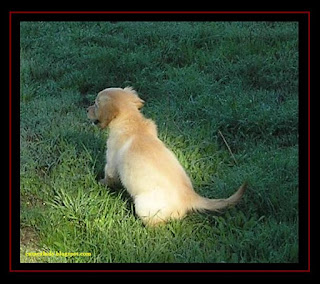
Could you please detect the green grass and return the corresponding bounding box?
[20,21,298,263]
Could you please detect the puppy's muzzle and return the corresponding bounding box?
[87,106,100,126]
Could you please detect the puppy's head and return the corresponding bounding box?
[87,87,144,129]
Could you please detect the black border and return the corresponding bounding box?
[12,10,305,22]
[10,11,310,273]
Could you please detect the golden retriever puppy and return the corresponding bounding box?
[87,87,246,226]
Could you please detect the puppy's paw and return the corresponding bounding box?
[99,178,107,185]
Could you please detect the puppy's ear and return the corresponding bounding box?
[124,86,145,109]
[133,97,145,109]
[99,100,119,129]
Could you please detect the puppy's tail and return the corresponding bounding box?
[192,182,247,212]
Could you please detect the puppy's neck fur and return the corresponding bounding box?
[109,109,157,138]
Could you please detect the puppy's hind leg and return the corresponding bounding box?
[137,212,167,227]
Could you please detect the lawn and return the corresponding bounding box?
[20,21,298,263]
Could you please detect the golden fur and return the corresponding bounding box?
[87,87,246,226]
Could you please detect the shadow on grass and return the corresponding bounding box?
[60,128,134,204]
[60,130,105,178]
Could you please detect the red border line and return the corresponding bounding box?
[10,10,310,273]
[9,11,12,273]
[308,10,311,273]
[10,269,310,273]
[10,10,310,14]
